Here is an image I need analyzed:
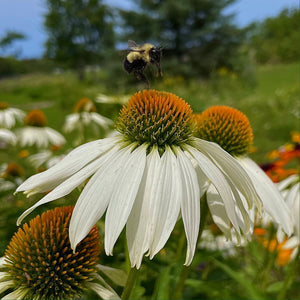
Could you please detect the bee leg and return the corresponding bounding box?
[155,62,163,77]
[134,71,150,89]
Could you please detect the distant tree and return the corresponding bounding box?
[118,0,245,77]
[0,31,26,57]
[44,0,115,79]
[246,7,299,64]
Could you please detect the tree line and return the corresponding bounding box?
[0,0,299,80]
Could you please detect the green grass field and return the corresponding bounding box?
[1,62,298,162]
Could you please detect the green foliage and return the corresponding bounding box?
[119,0,247,77]
[0,31,26,50]
[44,0,115,76]
[246,7,299,64]
[0,57,56,78]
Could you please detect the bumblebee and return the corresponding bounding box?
[124,40,162,88]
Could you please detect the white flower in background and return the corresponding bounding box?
[0,206,123,300]
[198,229,245,257]
[63,112,112,133]
[16,109,66,148]
[63,97,113,145]
[0,162,24,193]
[27,145,65,169]
[0,128,17,148]
[16,90,260,269]
[96,93,129,105]
[193,106,293,240]
[0,101,25,129]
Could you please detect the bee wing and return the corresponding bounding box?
[127,40,144,53]
[128,40,139,49]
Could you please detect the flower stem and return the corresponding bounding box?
[121,267,139,300]
[277,257,298,300]
[172,193,209,300]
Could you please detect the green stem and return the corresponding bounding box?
[121,267,139,300]
[277,257,298,300]
[172,193,209,300]
[175,229,187,261]
[256,225,276,288]
[172,265,191,300]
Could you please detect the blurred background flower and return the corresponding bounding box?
[16,109,66,148]
[63,97,113,146]
[0,128,17,149]
[0,102,25,129]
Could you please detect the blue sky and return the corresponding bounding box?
[0,0,298,59]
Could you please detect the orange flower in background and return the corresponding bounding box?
[18,149,30,158]
[261,132,299,182]
[254,229,295,266]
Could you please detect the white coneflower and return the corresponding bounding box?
[193,105,293,239]
[16,109,66,148]
[0,206,122,300]
[198,229,244,257]
[0,162,24,193]
[0,128,17,148]
[0,102,25,129]
[63,97,113,145]
[16,90,260,269]
[27,145,65,169]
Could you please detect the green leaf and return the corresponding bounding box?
[152,265,172,300]
[97,264,128,287]
[266,281,284,293]
[213,258,264,300]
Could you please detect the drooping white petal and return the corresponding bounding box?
[176,148,200,265]
[206,184,232,240]
[2,110,15,128]
[105,145,146,255]
[196,139,261,212]
[88,282,120,300]
[0,129,17,145]
[17,148,118,225]
[0,280,14,294]
[225,175,251,235]
[2,286,26,300]
[87,274,121,300]
[63,114,80,132]
[69,145,129,251]
[27,150,52,168]
[186,146,241,233]
[126,148,163,268]
[11,108,25,122]
[285,182,299,237]
[0,256,6,266]
[237,157,293,236]
[277,174,298,191]
[44,127,66,146]
[149,147,181,258]
[90,112,113,129]
[282,236,299,249]
[16,137,116,194]
[184,150,209,197]
[96,264,127,287]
